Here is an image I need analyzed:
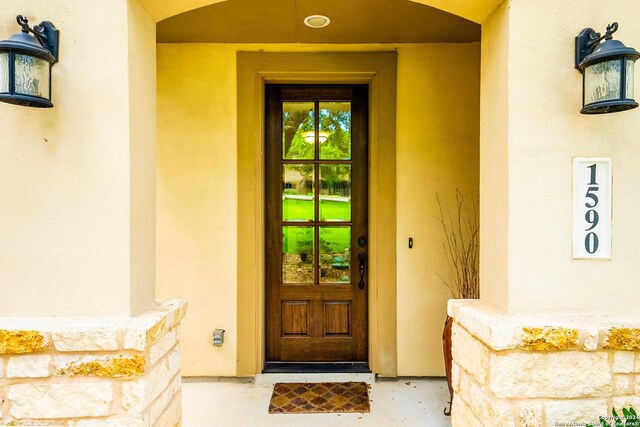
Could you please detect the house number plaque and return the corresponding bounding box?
[573,158,612,259]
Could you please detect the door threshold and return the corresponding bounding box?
[256,369,375,385]
[263,362,370,374]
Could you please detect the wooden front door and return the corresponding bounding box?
[265,84,368,363]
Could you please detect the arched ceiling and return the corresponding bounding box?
[157,0,480,44]
[141,0,500,24]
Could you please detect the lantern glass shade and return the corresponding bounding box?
[302,131,330,144]
[577,31,640,114]
[14,53,49,98]
[0,19,58,108]
[626,59,634,100]
[584,59,622,106]
[0,52,8,93]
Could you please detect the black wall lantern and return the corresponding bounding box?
[0,15,59,108]
[576,22,640,114]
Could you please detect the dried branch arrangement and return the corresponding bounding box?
[436,190,479,300]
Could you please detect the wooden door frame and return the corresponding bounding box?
[265,84,369,363]
[237,51,397,376]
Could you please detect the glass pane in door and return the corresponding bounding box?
[319,226,351,284]
[282,226,315,284]
[283,102,314,160]
[319,102,351,160]
[320,164,351,222]
[283,165,314,221]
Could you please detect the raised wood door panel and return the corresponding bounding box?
[265,84,368,363]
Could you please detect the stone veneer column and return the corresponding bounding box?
[456,0,640,424]
[0,300,186,426]
[450,300,640,427]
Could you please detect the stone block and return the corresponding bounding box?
[0,419,72,425]
[614,375,633,395]
[124,311,168,351]
[0,330,48,354]
[458,372,515,427]
[613,352,635,373]
[545,399,608,426]
[451,361,461,393]
[123,357,175,413]
[519,327,578,351]
[8,383,113,418]
[159,300,188,331]
[154,393,182,427]
[449,301,521,351]
[519,402,543,427]
[149,374,181,426]
[51,327,118,352]
[166,345,181,376]
[54,354,145,378]
[75,416,149,426]
[123,301,186,352]
[605,328,640,350]
[612,396,640,413]
[488,351,611,398]
[451,394,488,427]
[583,328,600,351]
[452,323,489,383]
[149,327,178,365]
[7,355,51,378]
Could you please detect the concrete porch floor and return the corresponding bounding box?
[182,376,452,426]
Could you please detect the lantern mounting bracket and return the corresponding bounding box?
[575,22,619,71]
[16,15,59,63]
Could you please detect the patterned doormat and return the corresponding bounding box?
[268,382,370,414]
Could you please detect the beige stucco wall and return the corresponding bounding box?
[479,0,640,315]
[478,0,510,312]
[128,0,158,316]
[156,43,479,376]
[0,0,156,317]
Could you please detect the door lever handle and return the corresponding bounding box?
[358,252,367,290]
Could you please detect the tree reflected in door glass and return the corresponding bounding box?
[283,102,314,160]
[320,102,351,160]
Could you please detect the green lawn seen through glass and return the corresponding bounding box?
[282,199,351,255]
[283,227,350,255]
[283,198,350,222]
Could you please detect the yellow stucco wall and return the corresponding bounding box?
[234,51,399,377]
[396,44,480,375]
[0,0,156,316]
[156,43,479,376]
[156,44,239,375]
[479,0,640,315]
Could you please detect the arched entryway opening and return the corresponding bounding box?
[153,0,483,378]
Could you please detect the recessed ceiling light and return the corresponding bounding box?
[304,15,331,29]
